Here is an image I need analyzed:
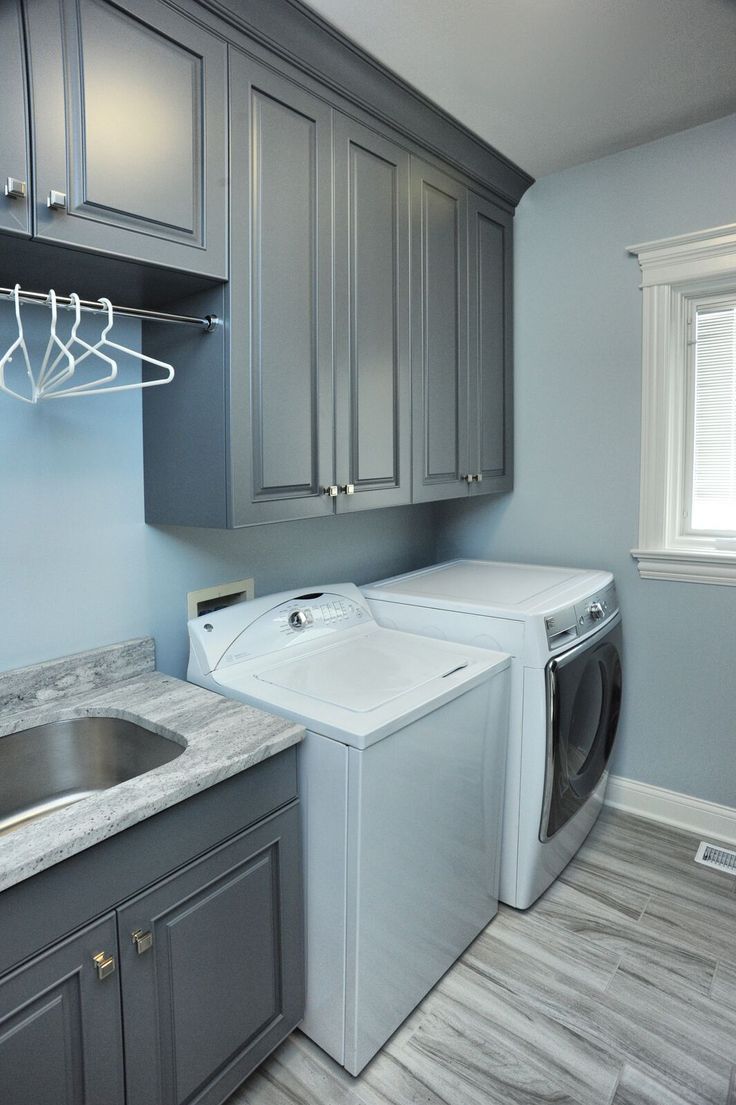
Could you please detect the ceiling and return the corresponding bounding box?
[302,0,736,178]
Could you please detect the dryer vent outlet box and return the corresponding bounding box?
[187,579,254,621]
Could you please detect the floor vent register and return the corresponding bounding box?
[695,841,736,874]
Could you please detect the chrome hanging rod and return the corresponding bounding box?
[0,286,219,332]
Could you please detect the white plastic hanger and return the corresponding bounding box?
[40,293,117,396]
[41,297,175,399]
[0,285,44,403]
[34,289,75,396]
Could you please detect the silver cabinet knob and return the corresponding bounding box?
[463,474,474,483]
[322,485,338,497]
[4,177,26,199]
[474,473,483,483]
[92,951,116,981]
[588,601,606,621]
[131,929,153,955]
[47,189,67,210]
[339,483,355,495]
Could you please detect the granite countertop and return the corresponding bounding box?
[0,638,303,893]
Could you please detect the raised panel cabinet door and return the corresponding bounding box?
[117,805,304,1105]
[229,52,335,525]
[0,913,124,1105]
[467,192,513,494]
[0,0,31,237]
[24,0,227,276]
[410,158,470,502]
[333,115,411,512]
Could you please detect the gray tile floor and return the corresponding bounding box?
[230,810,736,1105]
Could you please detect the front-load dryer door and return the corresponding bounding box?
[541,617,622,840]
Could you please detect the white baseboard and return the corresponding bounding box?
[605,774,736,847]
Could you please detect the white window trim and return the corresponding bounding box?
[628,222,736,585]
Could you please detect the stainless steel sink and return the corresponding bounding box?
[0,716,184,836]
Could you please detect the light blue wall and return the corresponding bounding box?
[437,113,736,807]
[0,308,438,679]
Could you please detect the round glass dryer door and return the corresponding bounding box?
[541,618,622,840]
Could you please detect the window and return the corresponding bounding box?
[629,223,736,584]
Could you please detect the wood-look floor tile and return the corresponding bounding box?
[711,961,736,1011]
[533,876,718,997]
[490,904,621,990]
[227,1034,368,1105]
[639,891,736,967]
[585,812,736,911]
[557,854,651,920]
[611,1064,704,1105]
[439,958,620,1105]
[459,920,730,1104]
[387,1001,585,1105]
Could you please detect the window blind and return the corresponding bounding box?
[691,302,736,532]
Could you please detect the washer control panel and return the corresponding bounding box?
[545,582,617,651]
[215,591,370,668]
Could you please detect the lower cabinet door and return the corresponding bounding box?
[0,914,124,1105]
[117,804,304,1105]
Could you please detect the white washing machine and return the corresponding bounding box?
[362,560,623,910]
[187,583,510,1075]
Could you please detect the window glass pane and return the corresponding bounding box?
[691,302,736,532]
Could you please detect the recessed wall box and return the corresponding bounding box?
[187,579,254,620]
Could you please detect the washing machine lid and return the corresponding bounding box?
[363,559,609,615]
[255,630,472,713]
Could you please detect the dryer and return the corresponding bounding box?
[187,583,510,1074]
[362,560,623,910]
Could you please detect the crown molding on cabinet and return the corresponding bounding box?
[196,0,534,207]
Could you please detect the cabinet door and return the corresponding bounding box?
[467,192,513,494]
[0,914,124,1105]
[0,1,31,237]
[24,0,227,277]
[333,116,411,512]
[411,158,471,502]
[118,805,304,1105]
[229,52,335,526]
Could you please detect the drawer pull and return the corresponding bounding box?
[47,189,66,210]
[132,929,153,955]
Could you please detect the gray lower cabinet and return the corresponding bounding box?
[0,760,303,1105]
[412,160,513,502]
[0,914,125,1105]
[0,1,31,238]
[23,0,228,277]
[118,807,303,1105]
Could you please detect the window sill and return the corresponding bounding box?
[631,547,736,585]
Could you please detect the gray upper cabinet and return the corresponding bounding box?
[23,0,227,277]
[411,159,470,503]
[411,160,513,503]
[467,191,513,494]
[0,1,31,237]
[0,914,124,1105]
[229,51,335,526]
[333,117,411,512]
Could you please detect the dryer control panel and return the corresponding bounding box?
[544,582,618,651]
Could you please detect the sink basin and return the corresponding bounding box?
[0,716,184,836]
